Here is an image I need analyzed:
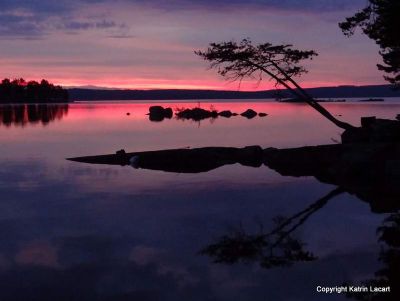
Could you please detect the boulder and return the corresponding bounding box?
[148,106,173,121]
[241,109,257,119]
[342,117,400,144]
[176,107,218,121]
[218,110,234,118]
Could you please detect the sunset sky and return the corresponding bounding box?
[0,0,385,90]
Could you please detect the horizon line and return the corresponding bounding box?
[63,83,390,92]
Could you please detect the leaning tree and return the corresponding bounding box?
[195,39,354,130]
[339,0,400,87]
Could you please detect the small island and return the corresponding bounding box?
[0,78,69,103]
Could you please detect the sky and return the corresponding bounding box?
[0,0,386,90]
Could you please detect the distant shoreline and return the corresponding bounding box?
[67,84,400,101]
[2,98,400,105]
[1,84,400,103]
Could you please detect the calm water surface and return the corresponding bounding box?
[0,100,399,300]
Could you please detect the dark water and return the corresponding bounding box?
[0,101,399,300]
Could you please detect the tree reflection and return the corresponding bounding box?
[67,143,400,297]
[201,188,343,269]
[0,104,69,127]
[346,213,400,300]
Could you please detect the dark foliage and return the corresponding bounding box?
[0,78,69,103]
[196,39,354,130]
[195,39,317,87]
[340,0,400,87]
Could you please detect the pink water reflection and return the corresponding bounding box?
[2,101,400,162]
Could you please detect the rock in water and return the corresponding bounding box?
[148,106,173,121]
[129,155,140,168]
[164,107,173,118]
[176,107,218,121]
[218,110,234,118]
[241,109,257,119]
[149,106,164,115]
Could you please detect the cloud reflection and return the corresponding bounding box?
[0,157,384,300]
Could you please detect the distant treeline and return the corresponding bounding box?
[0,78,69,103]
[68,84,400,101]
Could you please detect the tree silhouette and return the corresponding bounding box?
[0,78,69,103]
[340,0,400,87]
[196,39,355,130]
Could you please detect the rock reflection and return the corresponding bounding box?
[67,143,400,212]
[67,143,400,299]
[263,144,400,213]
[0,104,69,127]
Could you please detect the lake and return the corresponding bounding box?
[0,100,399,300]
